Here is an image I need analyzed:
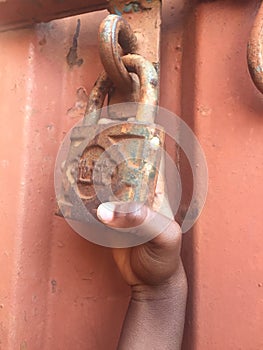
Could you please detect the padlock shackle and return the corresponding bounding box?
[83,71,112,126]
[122,54,158,123]
[83,54,158,125]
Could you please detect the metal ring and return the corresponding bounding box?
[122,54,158,123]
[247,1,263,94]
[98,14,137,91]
[83,54,158,125]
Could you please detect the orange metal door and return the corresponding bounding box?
[0,1,262,349]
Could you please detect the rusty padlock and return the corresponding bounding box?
[58,54,165,221]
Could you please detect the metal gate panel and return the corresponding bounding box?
[0,12,129,350]
[180,2,263,349]
[0,1,262,349]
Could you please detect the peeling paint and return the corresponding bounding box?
[66,19,83,68]
[67,87,89,119]
[20,341,27,350]
[51,279,57,293]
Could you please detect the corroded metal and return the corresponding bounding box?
[83,71,113,125]
[105,1,161,119]
[58,54,163,219]
[122,54,158,123]
[58,122,164,219]
[108,0,161,69]
[98,14,137,91]
[83,54,158,125]
[248,1,263,93]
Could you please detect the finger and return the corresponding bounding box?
[97,201,181,246]
[97,201,147,228]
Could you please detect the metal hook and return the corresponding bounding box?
[98,14,137,92]
[247,1,263,94]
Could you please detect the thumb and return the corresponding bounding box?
[97,201,148,228]
[96,201,181,245]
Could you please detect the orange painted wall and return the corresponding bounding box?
[0,1,262,349]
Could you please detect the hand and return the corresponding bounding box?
[97,201,184,293]
[97,202,187,350]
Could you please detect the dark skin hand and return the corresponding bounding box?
[97,201,188,350]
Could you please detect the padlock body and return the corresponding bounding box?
[58,122,165,221]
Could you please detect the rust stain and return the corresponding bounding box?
[66,19,84,68]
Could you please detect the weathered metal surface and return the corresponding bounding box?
[180,2,263,349]
[0,0,108,32]
[106,0,161,118]
[98,15,137,91]
[121,54,159,122]
[59,52,162,219]
[82,54,159,125]
[1,1,263,350]
[108,0,161,66]
[0,12,130,350]
[84,71,113,125]
[248,1,263,93]
[58,122,164,220]
[98,14,139,120]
